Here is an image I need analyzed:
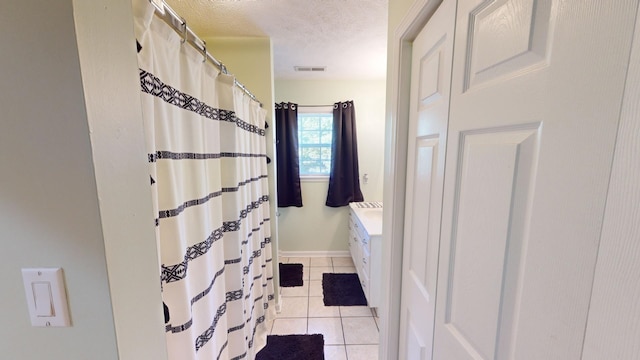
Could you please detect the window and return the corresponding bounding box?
[297,106,333,176]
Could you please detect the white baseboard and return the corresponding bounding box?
[279,250,350,258]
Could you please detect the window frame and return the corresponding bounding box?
[297,106,334,180]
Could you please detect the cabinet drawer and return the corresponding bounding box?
[352,216,366,241]
[350,237,359,260]
[359,269,370,303]
[360,234,371,254]
[361,248,371,279]
[348,206,381,308]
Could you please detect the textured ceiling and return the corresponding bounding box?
[164,0,389,80]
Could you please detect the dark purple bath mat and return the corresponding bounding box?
[256,334,324,360]
[322,273,368,306]
[279,263,304,287]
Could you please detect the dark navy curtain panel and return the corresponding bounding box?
[275,102,303,207]
[326,101,364,207]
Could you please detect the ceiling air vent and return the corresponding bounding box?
[294,66,326,72]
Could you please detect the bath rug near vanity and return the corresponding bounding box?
[279,263,304,287]
[322,273,368,306]
[256,334,325,360]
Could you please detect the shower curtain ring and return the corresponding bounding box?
[201,40,207,63]
[179,19,187,44]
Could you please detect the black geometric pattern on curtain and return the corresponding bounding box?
[275,102,303,207]
[326,101,364,207]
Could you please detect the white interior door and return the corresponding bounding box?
[432,0,638,359]
[399,0,456,359]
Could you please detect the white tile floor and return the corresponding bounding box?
[271,256,379,360]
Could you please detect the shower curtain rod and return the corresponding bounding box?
[149,0,263,107]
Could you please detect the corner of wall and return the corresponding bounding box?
[72,0,168,359]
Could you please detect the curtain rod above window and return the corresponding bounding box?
[297,105,334,114]
[148,0,263,107]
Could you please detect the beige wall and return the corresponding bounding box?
[203,37,275,113]
[385,0,416,107]
[388,0,418,35]
[0,2,118,358]
[275,79,386,252]
[0,1,167,359]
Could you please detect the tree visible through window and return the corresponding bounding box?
[298,110,333,176]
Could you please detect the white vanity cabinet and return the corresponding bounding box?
[348,203,382,308]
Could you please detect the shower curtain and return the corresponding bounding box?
[134,3,274,359]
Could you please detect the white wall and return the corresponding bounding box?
[0,1,167,359]
[275,79,386,252]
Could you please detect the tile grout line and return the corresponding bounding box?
[333,258,350,360]
[371,307,380,332]
[281,257,378,359]
[306,262,310,335]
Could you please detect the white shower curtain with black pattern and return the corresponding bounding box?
[134,3,274,359]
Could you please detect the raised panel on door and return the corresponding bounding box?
[399,0,456,359]
[407,137,438,292]
[464,0,552,90]
[443,127,539,359]
[433,0,638,359]
[404,309,429,360]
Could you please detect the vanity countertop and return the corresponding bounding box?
[349,202,383,236]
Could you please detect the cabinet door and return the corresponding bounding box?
[348,213,357,260]
[350,212,362,278]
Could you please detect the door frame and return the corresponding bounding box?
[380,0,445,358]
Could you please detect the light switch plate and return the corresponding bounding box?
[22,268,71,327]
